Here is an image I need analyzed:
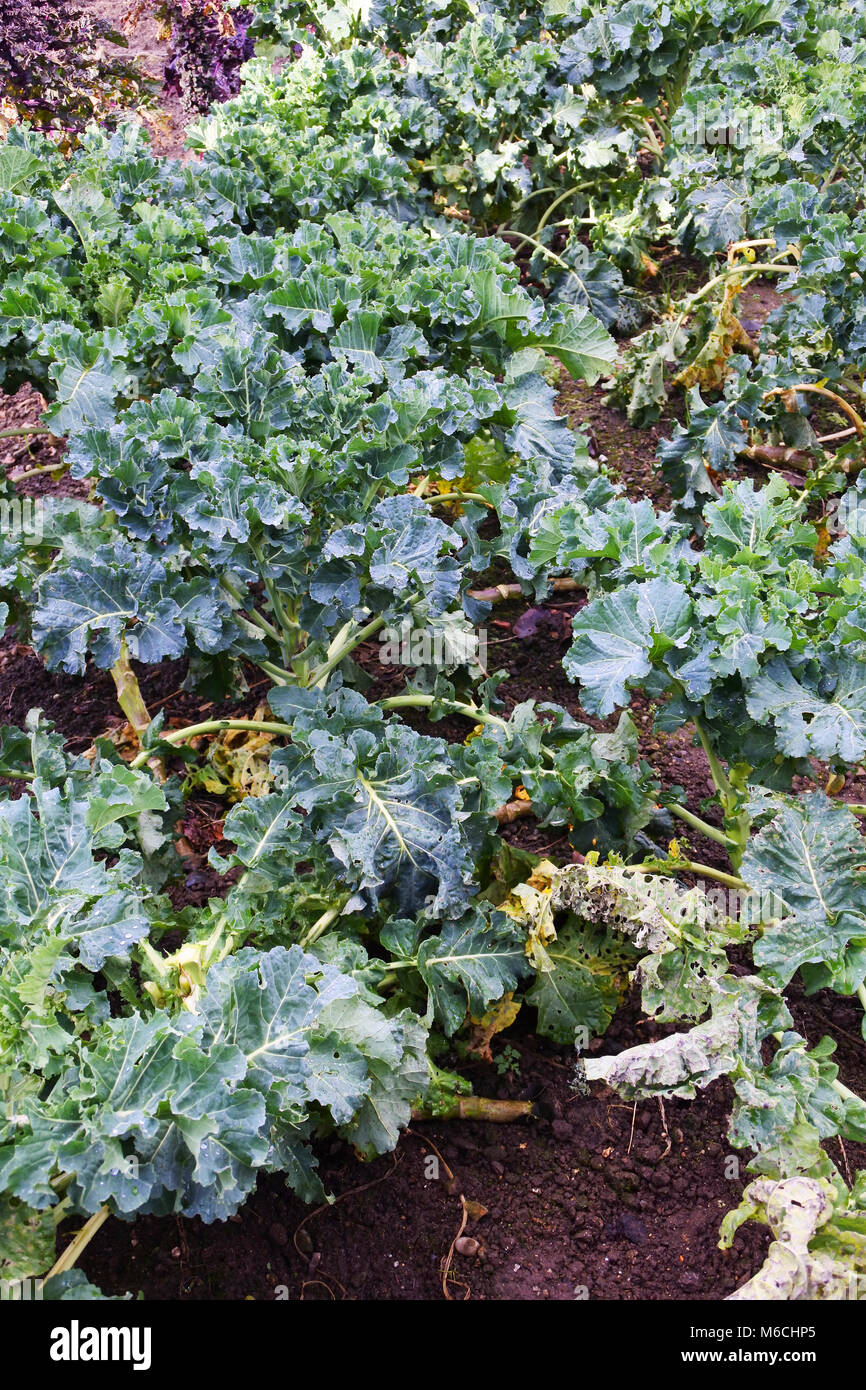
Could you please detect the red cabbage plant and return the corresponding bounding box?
[155,0,256,113]
[0,0,152,141]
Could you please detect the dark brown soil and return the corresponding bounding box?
[77,1006,775,1302]
[0,385,80,500]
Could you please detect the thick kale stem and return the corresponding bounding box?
[251,541,299,661]
[110,645,152,740]
[467,576,582,604]
[301,901,350,948]
[245,607,286,645]
[129,718,295,770]
[260,659,293,684]
[691,720,751,868]
[639,117,664,158]
[44,1205,110,1284]
[426,491,495,509]
[667,801,736,850]
[219,578,292,652]
[411,1097,534,1122]
[636,859,748,891]
[495,798,535,824]
[833,1076,863,1105]
[378,692,509,731]
[308,614,386,689]
[693,718,732,799]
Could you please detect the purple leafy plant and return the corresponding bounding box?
[156,0,255,113]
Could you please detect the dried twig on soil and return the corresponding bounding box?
[441,1195,471,1301]
[658,1098,671,1160]
[405,1127,457,1188]
[300,1279,335,1301]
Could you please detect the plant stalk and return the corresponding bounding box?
[8,461,66,481]
[494,798,535,824]
[667,801,736,850]
[411,1097,534,1122]
[467,577,582,604]
[0,425,54,440]
[44,1205,110,1283]
[533,181,594,236]
[672,262,796,340]
[110,645,152,739]
[637,859,748,891]
[129,718,295,770]
[763,384,865,438]
[379,692,509,731]
[301,902,349,948]
[426,491,495,509]
[308,614,386,689]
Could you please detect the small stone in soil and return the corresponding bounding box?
[618,1213,648,1245]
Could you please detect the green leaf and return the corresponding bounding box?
[684,181,747,256]
[33,544,219,674]
[331,309,386,381]
[565,578,692,715]
[337,1011,428,1159]
[43,328,128,435]
[523,306,617,385]
[731,1034,866,1177]
[197,946,351,1108]
[85,763,168,837]
[52,181,122,253]
[416,908,530,1036]
[0,783,149,969]
[526,918,625,1045]
[43,1269,136,1301]
[746,654,866,763]
[269,693,475,919]
[469,267,538,338]
[0,148,40,194]
[742,793,866,991]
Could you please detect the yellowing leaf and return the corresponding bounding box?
[468,993,521,1062]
